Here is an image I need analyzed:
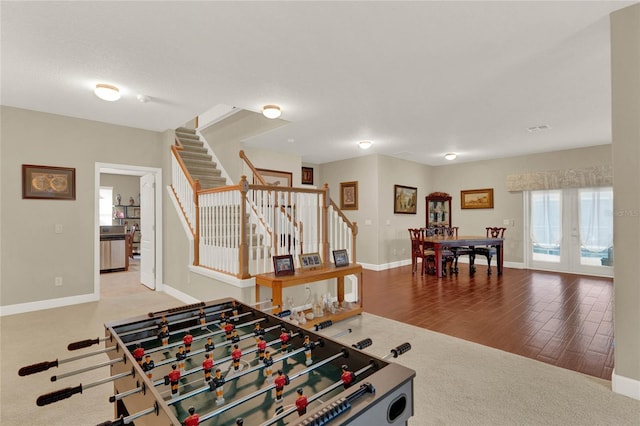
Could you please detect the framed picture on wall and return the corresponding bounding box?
[340,181,358,210]
[301,167,314,185]
[255,168,293,187]
[393,184,417,214]
[22,164,76,200]
[461,188,494,209]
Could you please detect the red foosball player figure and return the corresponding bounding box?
[224,322,235,341]
[202,353,214,382]
[184,406,199,426]
[295,388,308,416]
[254,323,265,342]
[279,328,291,352]
[132,344,145,366]
[231,344,242,371]
[257,336,267,360]
[165,364,181,396]
[211,368,225,405]
[142,355,154,379]
[183,331,194,353]
[158,325,170,346]
[205,337,215,356]
[274,369,290,402]
[263,350,274,383]
[176,346,187,373]
[198,308,207,330]
[303,335,313,366]
[340,364,356,389]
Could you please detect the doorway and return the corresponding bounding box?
[94,163,163,298]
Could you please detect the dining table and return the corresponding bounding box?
[423,235,504,277]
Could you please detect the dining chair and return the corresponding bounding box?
[424,227,455,275]
[474,227,506,275]
[409,228,435,275]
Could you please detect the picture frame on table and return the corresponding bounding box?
[299,252,322,269]
[301,167,314,185]
[273,254,295,276]
[393,184,417,214]
[22,164,76,200]
[340,181,358,210]
[461,188,494,209]
[332,249,349,267]
[255,168,293,187]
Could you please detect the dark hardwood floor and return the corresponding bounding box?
[363,263,614,380]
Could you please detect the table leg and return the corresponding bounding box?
[497,243,503,275]
[435,246,443,277]
[337,276,345,303]
[273,283,282,314]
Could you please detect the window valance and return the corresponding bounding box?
[506,165,612,191]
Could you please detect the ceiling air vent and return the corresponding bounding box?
[527,124,552,133]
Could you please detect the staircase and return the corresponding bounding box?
[174,127,226,189]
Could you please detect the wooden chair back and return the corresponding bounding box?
[485,227,506,239]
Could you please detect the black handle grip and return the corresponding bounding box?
[352,338,373,350]
[276,310,291,318]
[19,360,58,376]
[314,320,333,331]
[36,385,82,406]
[391,342,411,358]
[67,338,99,351]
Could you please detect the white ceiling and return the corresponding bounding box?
[1,1,635,165]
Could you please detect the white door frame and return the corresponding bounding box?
[94,163,163,297]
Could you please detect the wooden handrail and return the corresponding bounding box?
[171,145,198,188]
[239,150,266,185]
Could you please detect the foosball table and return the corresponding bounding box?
[20,298,415,425]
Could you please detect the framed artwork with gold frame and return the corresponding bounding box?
[22,164,76,200]
[340,181,358,210]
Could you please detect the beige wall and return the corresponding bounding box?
[0,106,163,306]
[611,2,640,392]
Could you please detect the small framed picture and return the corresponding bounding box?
[340,181,358,210]
[332,249,349,267]
[299,252,322,269]
[301,167,314,185]
[273,254,295,276]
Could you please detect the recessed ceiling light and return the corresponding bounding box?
[358,140,373,150]
[262,105,281,119]
[94,84,120,101]
[444,153,457,161]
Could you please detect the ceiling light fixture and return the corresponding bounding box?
[262,105,281,119]
[444,153,457,161]
[94,84,121,101]
[358,140,373,150]
[137,94,150,103]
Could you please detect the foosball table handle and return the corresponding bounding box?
[314,320,333,331]
[36,384,83,406]
[390,342,412,358]
[18,360,58,376]
[352,338,373,350]
[67,338,101,351]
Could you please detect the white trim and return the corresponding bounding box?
[0,293,98,317]
[161,285,202,305]
[188,265,256,288]
[612,369,640,400]
[95,163,164,297]
[167,185,195,264]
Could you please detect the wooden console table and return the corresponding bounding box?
[255,263,363,329]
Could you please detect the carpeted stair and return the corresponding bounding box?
[175,127,227,189]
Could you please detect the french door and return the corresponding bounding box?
[525,187,613,277]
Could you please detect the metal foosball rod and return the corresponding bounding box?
[109,382,147,403]
[18,345,119,376]
[50,355,126,382]
[67,337,112,351]
[36,369,134,406]
[147,302,206,318]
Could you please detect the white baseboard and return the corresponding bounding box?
[612,369,640,400]
[360,258,524,272]
[0,293,99,317]
[161,284,203,305]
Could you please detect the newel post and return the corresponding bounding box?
[193,180,201,266]
[238,176,250,279]
[321,183,330,265]
[351,222,358,263]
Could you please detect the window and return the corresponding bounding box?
[99,187,113,226]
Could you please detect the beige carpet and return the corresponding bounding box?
[1,276,639,425]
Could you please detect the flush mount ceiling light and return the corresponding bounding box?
[358,140,373,150]
[444,153,457,161]
[262,105,281,119]
[94,84,121,101]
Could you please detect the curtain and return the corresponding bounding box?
[530,190,562,249]
[579,188,613,253]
